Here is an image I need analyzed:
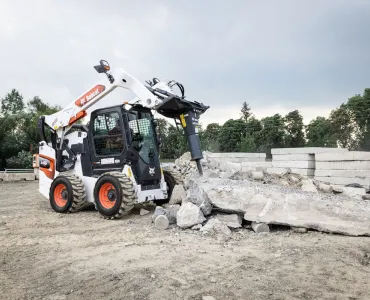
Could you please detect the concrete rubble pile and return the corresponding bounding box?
[156,152,370,237]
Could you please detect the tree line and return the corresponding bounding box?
[159,88,370,159]
[1,88,370,168]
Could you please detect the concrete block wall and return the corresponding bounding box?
[315,151,370,187]
[266,147,347,178]
[0,173,36,182]
[206,148,370,188]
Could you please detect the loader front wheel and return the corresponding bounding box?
[94,172,136,219]
[50,174,87,213]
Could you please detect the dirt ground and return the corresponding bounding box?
[0,182,369,300]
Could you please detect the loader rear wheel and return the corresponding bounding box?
[50,173,87,213]
[94,172,136,219]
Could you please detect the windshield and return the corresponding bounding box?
[128,111,159,165]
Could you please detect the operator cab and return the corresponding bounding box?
[85,104,162,188]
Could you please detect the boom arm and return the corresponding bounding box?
[44,67,164,130]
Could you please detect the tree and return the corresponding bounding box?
[218,119,246,152]
[240,102,251,121]
[201,123,221,152]
[306,117,336,147]
[1,89,24,115]
[329,104,357,149]
[346,89,370,150]
[284,110,305,148]
[5,150,32,169]
[257,114,286,153]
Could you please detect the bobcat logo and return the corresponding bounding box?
[149,167,155,176]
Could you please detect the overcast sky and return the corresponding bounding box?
[1,0,370,126]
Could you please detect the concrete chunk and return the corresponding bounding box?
[318,183,333,193]
[252,171,264,180]
[301,179,318,193]
[200,218,231,235]
[176,202,206,228]
[169,184,186,205]
[155,215,169,230]
[140,208,150,216]
[251,222,270,233]
[216,214,242,229]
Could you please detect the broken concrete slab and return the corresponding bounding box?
[243,191,370,236]
[190,178,370,236]
[200,218,231,236]
[176,202,206,228]
[169,184,186,205]
[215,214,242,229]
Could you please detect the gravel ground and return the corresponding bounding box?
[0,181,370,300]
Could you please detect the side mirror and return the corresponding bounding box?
[94,60,110,74]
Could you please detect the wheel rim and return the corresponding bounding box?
[54,183,68,207]
[99,183,116,209]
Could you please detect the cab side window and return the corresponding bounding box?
[92,112,124,156]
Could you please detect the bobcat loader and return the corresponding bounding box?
[37,60,209,219]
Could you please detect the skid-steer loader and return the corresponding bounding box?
[37,60,209,219]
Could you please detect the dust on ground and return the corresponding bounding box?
[0,182,369,300]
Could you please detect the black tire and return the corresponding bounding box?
[94,172,136,219]
[49,173,87,213]
[154,169,184,205]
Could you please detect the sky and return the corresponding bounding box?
[1,0,370,127]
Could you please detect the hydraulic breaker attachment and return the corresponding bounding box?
[152,92,209,175]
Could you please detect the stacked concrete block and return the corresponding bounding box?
[207,152,266,163]
[315,151,370,187]
[268,147,348,178]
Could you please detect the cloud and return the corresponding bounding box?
[1,0,369,127]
